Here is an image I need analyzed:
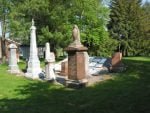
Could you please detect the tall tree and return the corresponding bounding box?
[108,0,147,56]
[9,0,114,57]
[0,0,11,63]
[141,1,150,56]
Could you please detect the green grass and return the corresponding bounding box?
[0,57,150,113]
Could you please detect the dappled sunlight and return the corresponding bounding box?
[0,57,150,113]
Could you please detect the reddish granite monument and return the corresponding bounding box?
[110,52,124,72]
[61,61,68,76]
[65,25,88,87]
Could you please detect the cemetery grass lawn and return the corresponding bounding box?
[0,57,150,113]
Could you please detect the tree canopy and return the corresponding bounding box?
[108,0,150,56]
[0,0,149,59]
[5,0,116,56]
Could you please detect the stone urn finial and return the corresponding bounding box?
[69,25,82,47]
[72,25,80,43]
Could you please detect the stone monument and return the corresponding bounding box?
[65,25,88,88]
[110,52,124,72]
[26,19,42,79]
[61,61,68,76]
[8,43,20,74]
[45,42,56,81]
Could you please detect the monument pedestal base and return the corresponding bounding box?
[8,65,20,74]
[65,46,89,88]
[45,62,56,80]
[65,79,88,88]
[8,69,20,74]
[25,67,42,79]
[110,65,125,72]
[25,59,42,79]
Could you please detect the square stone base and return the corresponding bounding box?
[8,65,20,74]
[110,66,125,72]
[25,70,43,79]
[8,69,20,74]
[65,79,88,88]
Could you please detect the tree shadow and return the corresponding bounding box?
[0,58,150,113]
[18,61,27,73]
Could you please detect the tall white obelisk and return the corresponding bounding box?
[26,19,42,79]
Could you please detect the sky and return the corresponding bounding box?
[143,0,150,3]
[0,0,150,37]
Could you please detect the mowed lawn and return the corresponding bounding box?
[0,57,150,113]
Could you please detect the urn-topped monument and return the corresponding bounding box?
[25,19,42,79]
[65,25,88,87]
[45,42,56,81]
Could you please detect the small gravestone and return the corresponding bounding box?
[8,43,20,74]
[110,52,124,72]
[65,25,88,88]
[45,42,56,81]
[61,61,68,76]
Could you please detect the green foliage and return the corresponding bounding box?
[0,0,10,38]
[5,0,114,57]
[141,1,150,56]
[0,0,12,61]
[108,0,149,56]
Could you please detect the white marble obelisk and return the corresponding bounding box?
[26,19,42,79]
[45,42,56,80]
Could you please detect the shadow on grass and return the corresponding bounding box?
[0,58,150,113]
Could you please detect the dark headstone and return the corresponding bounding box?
[110,52,124,72]
[61,61,68,76]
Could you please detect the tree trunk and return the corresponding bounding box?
[0,39,6,63]
[0,39,2,63]
[1,39,6,63]
[122,49,125,57]
[125,49,128,57]
[1,12,7,63]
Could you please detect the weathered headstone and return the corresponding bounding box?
[61,61,68,76]
[8,43,20,74]
[65,25,88,88]
[26,19,42,79]
[45,42,56,80]
[110,52,124,72]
